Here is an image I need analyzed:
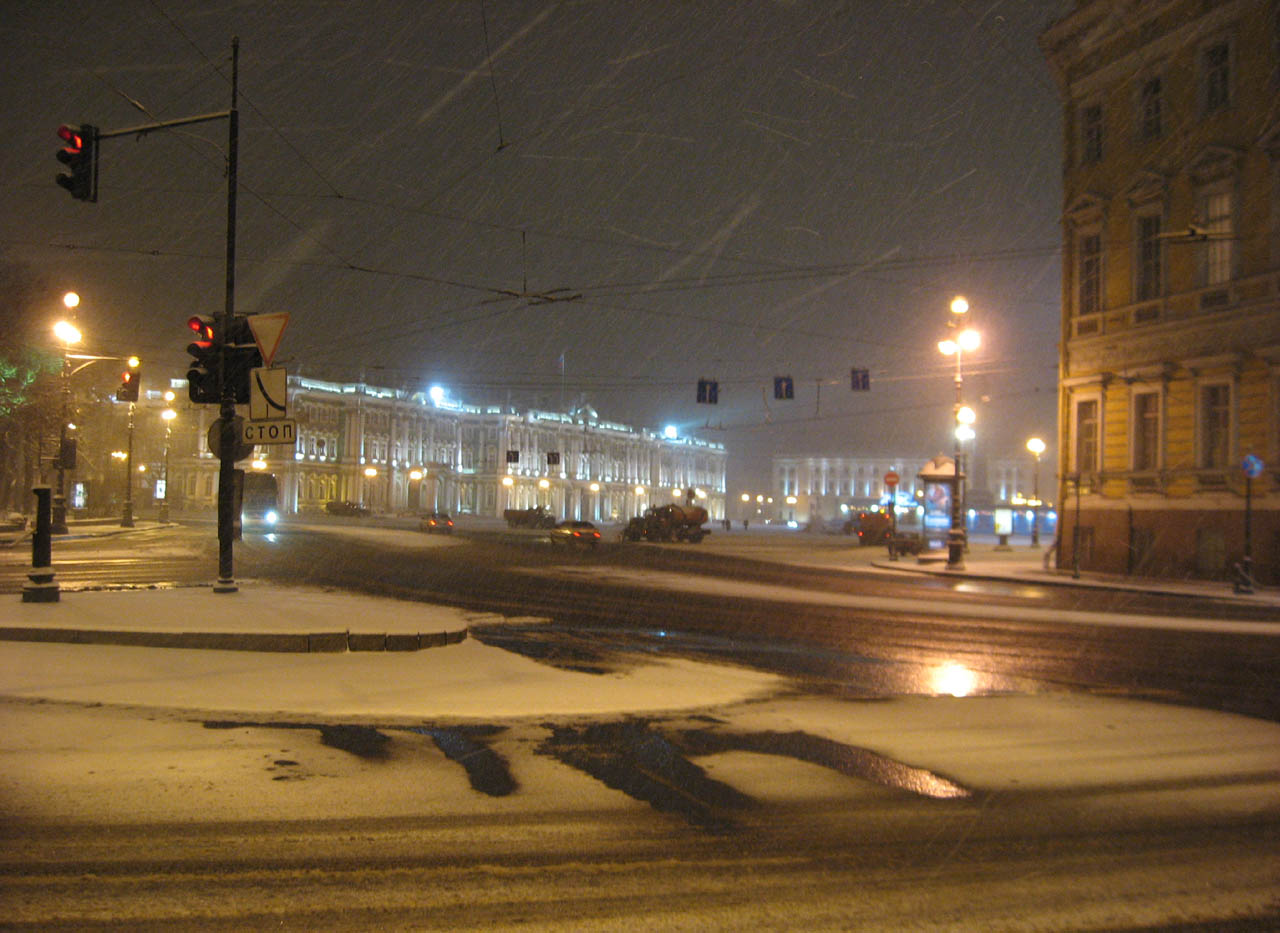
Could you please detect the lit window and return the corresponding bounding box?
[1136,214,1163,301]
[1138,76,1162,140]
[1075,398,1099,473]
[1132,392,1160,472]
[1202,42,1230,113]
[1080,104,1103,163]
[1197,189,1233,287]
[1078,233,1101,316]
[1199,383,1231,469]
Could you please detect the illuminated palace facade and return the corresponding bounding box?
[168,376,727,522]
[1040,0,1280,582]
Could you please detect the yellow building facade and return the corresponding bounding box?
[1041,0,1280,582]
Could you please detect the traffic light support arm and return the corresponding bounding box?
[96,110,232,142]
[66,357,125,378]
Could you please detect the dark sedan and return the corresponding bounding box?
[419,512,454,534]
[548,520,601,549]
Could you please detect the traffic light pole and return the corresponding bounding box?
[63,39,243,592]
[121,402,135,528]
[214,38,241,593]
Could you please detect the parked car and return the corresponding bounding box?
[548,520,601,549]
[419,512,454,534]
[325,500,369,517]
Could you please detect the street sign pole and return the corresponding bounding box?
[215,38,240,593]
[1236,454,1264,594]
[884,470,900,548]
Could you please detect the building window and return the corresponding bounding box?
[1138,76,1162,140]
[1198,383,1232,469]
[1136,213,1163,301]
[1077,232,1101,316]
[1080,104,1103,163]
[1197,188,1234,286]
[1132,391,1160,471]
[1202,41,1230,114]
[1075,397,1100,473]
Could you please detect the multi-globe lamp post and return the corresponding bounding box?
[937,296,979,571]
[1026,436,1046,547]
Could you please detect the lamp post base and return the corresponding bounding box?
[946,530,965,571]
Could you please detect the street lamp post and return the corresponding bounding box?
[938,296,979,571]
[1026,436,1046,547]
[51,314,82,535]
[159,406,176,523]
[956,405,976,552]
[120,401,136,527]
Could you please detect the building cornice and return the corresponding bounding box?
[1183,352,1244,375]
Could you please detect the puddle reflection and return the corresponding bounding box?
[929,661,979,698]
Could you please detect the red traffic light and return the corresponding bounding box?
[187,315,215,345]
[55,123,97,201]
[116,368,140,402]
[57,124,84,152]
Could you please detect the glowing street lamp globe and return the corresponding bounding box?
[53,320,81,345]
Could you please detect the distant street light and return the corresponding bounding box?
[938,295,980,570]
[1026,436,1046,547]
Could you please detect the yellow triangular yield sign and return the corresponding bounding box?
[247,312,289,367]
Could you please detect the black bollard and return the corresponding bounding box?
[22,485,59,603]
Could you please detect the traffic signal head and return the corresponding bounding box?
[116,367,141,403]
[55,124,98,202]
[185,314,263,404]
[186,316,219,403]
[226,315,263,405]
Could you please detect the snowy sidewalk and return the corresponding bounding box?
[869,543,1280,608]
[2,583,477,653]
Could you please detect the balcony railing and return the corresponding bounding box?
[1070,269,1278,338]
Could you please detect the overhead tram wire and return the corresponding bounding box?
[134,9,1069,312]
[133,0,1072,353]
[69,22,1068,352]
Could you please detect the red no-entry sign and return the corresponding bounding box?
[884,470,899,487]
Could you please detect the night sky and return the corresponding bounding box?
[2,0,1067,488]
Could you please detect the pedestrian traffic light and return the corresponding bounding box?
[186,315,219,403]
[55,124,98,202]
[116,367,141,402]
